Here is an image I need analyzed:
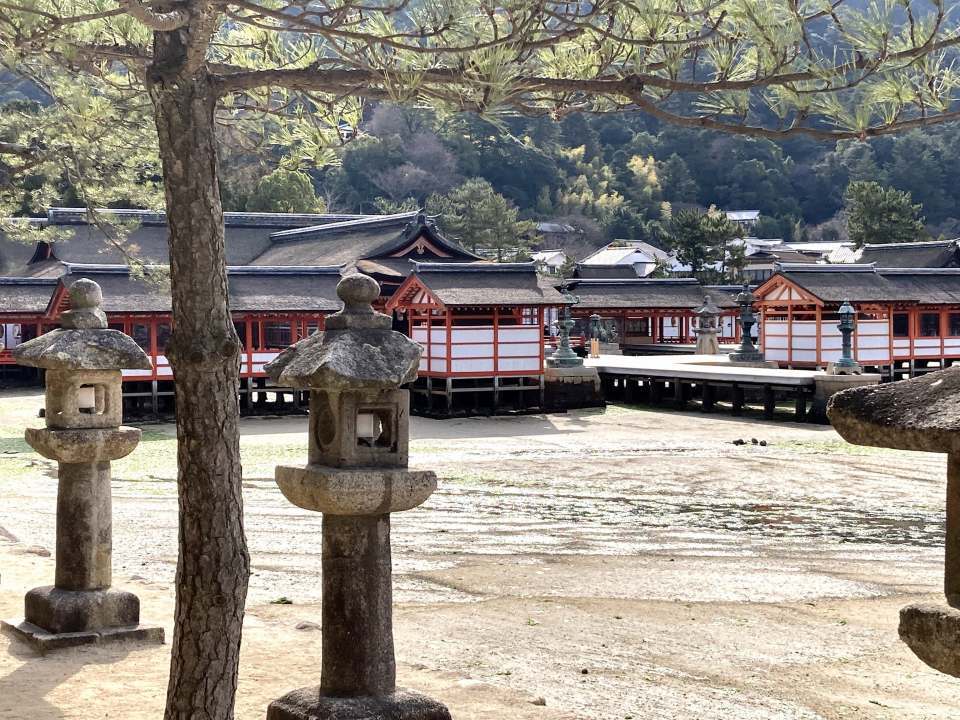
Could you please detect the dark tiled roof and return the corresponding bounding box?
[253,213,481,274]
[46,207,366,229]
[0,277,58,315]
[0,235,38,275]
[746,248,820,264]
[61,264,343,314]
[857,240,958,268]
[253,225,407,268]
[1,209,369,277]
[565,278,738,310]
[410,262,567,307]
[573,264,644,279]
[774,265,960,304]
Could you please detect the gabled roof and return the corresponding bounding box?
[251,212,481,274]
[54,264,343,315]
[757,264,960,305]
[387,261,567,310]
[856,239,958,268]
[0,277,58,315]
[564,278,738,310]
[580,241,669,267]
[2,208,365,277]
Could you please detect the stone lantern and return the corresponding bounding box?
[829,369,960,677]
[828,299,862,375]
[264,273,450,720]
[694,296,721,355]
[728,284,764,363]
[1,279,163,652]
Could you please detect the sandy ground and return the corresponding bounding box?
[1,387,959,719]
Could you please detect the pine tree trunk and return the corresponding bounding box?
[148,26,250,720]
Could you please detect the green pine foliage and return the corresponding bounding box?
[844,181,926,248]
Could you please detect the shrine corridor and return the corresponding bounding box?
[0,387,957,719]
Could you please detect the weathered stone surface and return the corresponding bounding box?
[266,274,421,390]
[25,426,141,462]
[322,514,395,696]
[1,617,164,655]
[308,389,411,469]
[544,367,604,410]
[324,273,393,331]
[828,366,960,453]
[269,273,449,717]
[24,586,139,633]
[276,466,437,515]
[268,329,421,390]
[52,461,113,590]
[44,369,125,430]
[13,328,151,370]
[61,278,108,330]
[810,374,880,423]
[899,603,960,678]
[266,688,452,720]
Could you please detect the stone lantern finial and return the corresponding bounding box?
[61,278,107,330]
[1,278,162,652]
[265,274,450,720]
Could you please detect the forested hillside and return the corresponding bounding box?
[219,102,960,250]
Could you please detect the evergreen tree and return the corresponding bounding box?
[429,178,535,260]
[844,182,925,247]
[245,169,324,213]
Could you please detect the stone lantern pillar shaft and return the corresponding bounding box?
[321,514,396,696]
[946,455,960,605]
[55,461,113,591]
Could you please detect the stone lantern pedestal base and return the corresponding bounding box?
[2,585,164,653]
[267,688,451,720]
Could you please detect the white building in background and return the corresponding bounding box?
[530,249,568,275]
[578,241,671,278]
[725,210,760,230]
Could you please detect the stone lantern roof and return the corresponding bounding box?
[266,273,421,390]
[13,278,150,371]
[828,367,960,453]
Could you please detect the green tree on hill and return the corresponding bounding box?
[844,182,925,247]
[429,178,535,261]
[245,169,324,214]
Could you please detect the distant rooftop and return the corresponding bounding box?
[725,210,760,222]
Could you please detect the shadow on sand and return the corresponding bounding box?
[0,638,133,719]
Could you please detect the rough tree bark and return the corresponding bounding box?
[147,16,251,720]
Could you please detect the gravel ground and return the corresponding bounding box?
[1,387,959,719]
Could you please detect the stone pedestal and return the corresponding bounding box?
[1,278,163,653]
[544,366,604,410]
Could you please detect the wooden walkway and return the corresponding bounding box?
[584,355,822,421]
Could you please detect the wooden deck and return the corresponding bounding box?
[585,354,824,421]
